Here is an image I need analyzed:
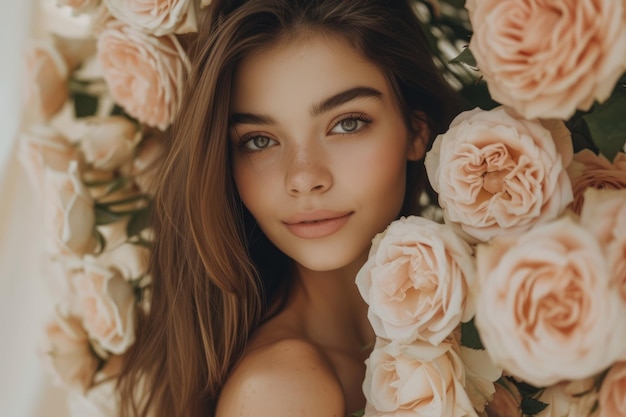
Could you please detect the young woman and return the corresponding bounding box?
[118,0,459,416]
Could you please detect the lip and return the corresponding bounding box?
[284,210,353,239]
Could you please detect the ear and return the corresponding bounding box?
[407,111,430,161]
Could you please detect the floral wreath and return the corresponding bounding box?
[20,1,626,416]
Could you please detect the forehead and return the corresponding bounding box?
[230,32,393,113]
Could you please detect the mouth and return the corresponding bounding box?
[284,211,353,239]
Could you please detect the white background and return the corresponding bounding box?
[0,2,68,416]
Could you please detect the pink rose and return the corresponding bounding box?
[74,263,136,354]
[356,216,475,346]
[96,21,189,130]
[475,216,626,386]
[104,0,199,35]
[567,150,626,215]
[43,161,98,256]
[579,188,626,304]
[23,39,71,122]
[466,0,626,120]
[41,312,99,392]
[424,107,573,243]
[19,125,80,193]
[80,116,141,170]
[484,377,522,417]
[597,362,626,417]
[363,338,476,417]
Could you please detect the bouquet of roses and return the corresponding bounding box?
[357,1,626,416]
[19,0,211,414]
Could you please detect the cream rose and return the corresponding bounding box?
[41,312,99,392]
[23,39,71,122]
[567,150,626,215]
[58,0,101,15]
[130,131,166,194]
[579,188,626,304]
[425,107,573,243]
[43,161,97,256]
[74,263,136,354]
[19,125,79,193]
[466,0,626,120]
[80,116,141,170]
[96,21,189,130]
[363,338,477,417]
[356,216,475,346]
[104,0,199,35]
[597,362,626,417]
[535,378,598,417]
[475,216,626,386]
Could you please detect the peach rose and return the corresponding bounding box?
[129,131,166,194]
[475,216,626,386]
[424,107,573,243]
[535,378,598,417]
[484,378,522,417]
[23,39,71,122]
[597,362,626,417]
[567,150,626,215]
[363,338,477,417]
[19,125,80,193]
[579,188,626,304]
[43,161,97,256]
[80,116,141,170]
[96,21,189,130]
[41,312,99,392]
[466,0,626,120]
[74,263,136,354]
[104,0,199,35]
[356,216,475,346]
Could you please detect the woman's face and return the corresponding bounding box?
[230,32,425,273]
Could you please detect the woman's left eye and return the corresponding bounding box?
[329,115,371,134]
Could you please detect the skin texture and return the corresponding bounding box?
[216,32,427,417]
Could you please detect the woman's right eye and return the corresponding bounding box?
[241,135,277,151]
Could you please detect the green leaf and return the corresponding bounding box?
[72,92,99,118]
[95,206,126,225]
[348,410,365,417]
[583,85,626,160]
[521,397,549,415]
[460,317,484,350]
[450,47,476,68]
[515,381,543,398]
[126,204,153,237]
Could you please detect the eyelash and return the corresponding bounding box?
[237,112,373,152]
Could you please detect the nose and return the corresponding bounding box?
[285,146,332,196]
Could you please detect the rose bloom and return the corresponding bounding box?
[597,362,626,417]
[484,377,522,417]
[466,0,626,120]
[362,338,477,417]
[23,39,71,122]
[41,313,99,392]
[580,188,626,304]
[104,0,198,35]
[535,378,598,417]
[129,130,166,194]
[567,150,626,215]
[96,21,189,130]
[19,125,80,193]
[80,116,141,170]
[74,263,136,354]
[424,107,573,243]
[43,161,97,256]
[475,216,626,386]
[356,216,475,346]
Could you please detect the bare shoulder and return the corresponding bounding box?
[215,338,345,417]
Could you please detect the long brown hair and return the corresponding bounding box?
[117,1,459,416]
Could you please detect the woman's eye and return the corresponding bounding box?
[329,116,370,134]
[242,135,276,151]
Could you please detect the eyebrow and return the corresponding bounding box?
[229,86,384,126]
